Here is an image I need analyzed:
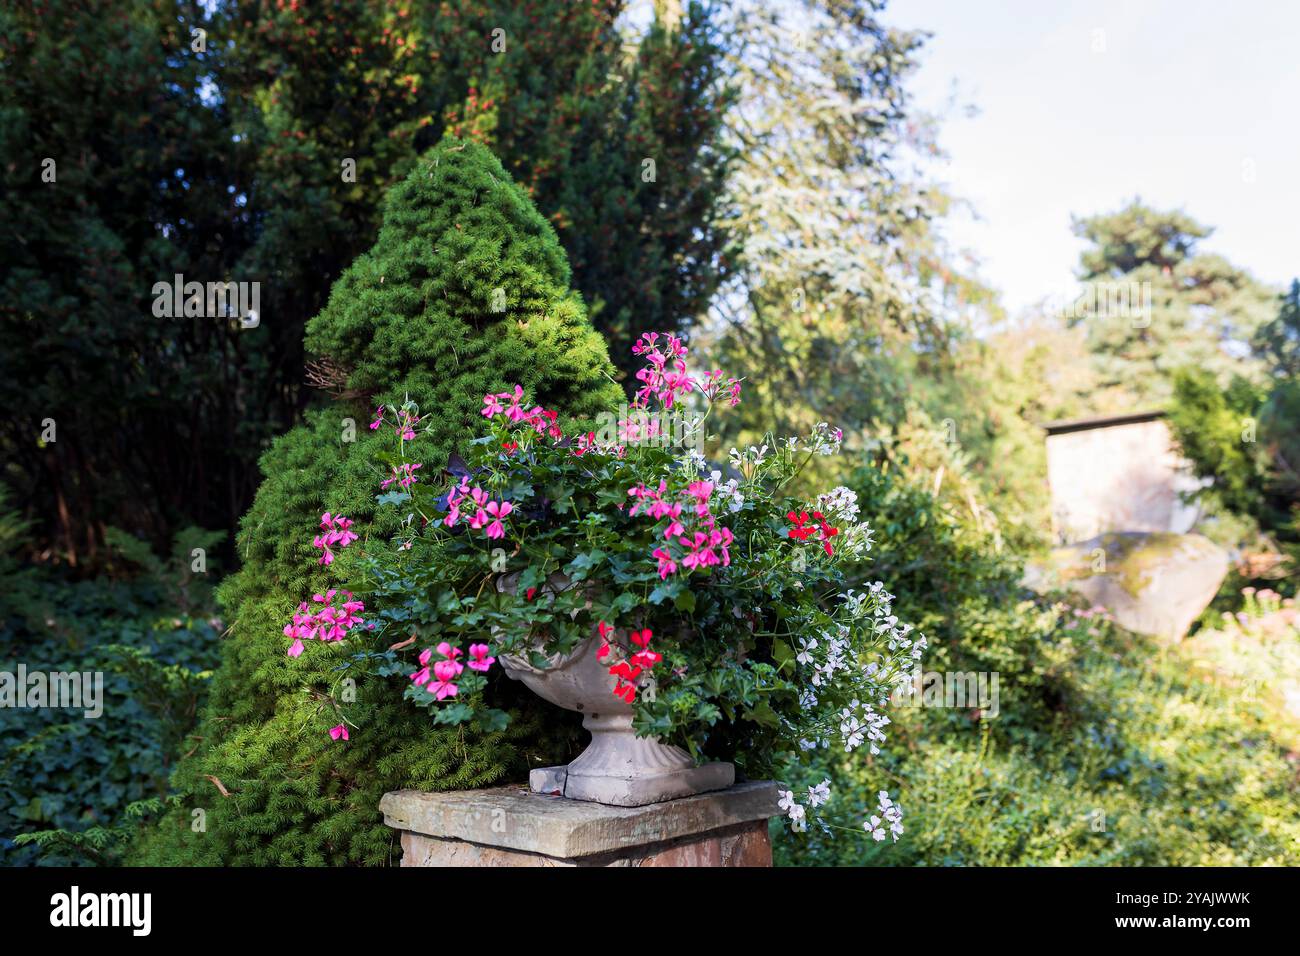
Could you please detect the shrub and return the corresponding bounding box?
[131,138,623,866]
[775,461,1300,865]
[0,516,221,866]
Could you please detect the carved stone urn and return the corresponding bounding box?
[497,576,734,807]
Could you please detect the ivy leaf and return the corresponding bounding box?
[743,701,780,728]
[376,491,411,507]
[431,703,474,725]
[772,638,794,671]
[473,708,511,733]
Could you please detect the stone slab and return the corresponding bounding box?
[398,818,772,867]
[379,780,781,860]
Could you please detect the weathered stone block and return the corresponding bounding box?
[380,780,780,867]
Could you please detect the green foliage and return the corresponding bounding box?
[1068,200,1276,409]
[1168,367,1271,523]
[0,0,250,560]
[1167,280,1300,593]
[133,139,623,866]
[353,388,905,783]
[776,461,1300,865]
[779,623,1300,866]
[0,523,221,866]
[2,0,733,560]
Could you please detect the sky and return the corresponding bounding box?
[884,0,1300,316]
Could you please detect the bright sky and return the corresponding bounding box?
[886,0,1300,316]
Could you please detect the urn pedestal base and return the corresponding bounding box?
[528,712,735,807]
[379,781,780,867]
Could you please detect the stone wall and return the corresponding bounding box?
[1045,416,1202,544]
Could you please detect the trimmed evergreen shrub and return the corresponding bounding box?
[132,138,622,865]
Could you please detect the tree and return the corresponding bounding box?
[1068,201,1277,409]
[1169,279,1300,586]
[1,0,734,561]
[0,0,246,564]
[133,138,623,865]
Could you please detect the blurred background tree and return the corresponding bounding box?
[1,0,734,564]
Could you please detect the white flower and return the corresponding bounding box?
[796,637,818,666]
[816,485,859,521]
[875,791,904,842]
[807,779,831,808]
[840,713,864,751]
[779,790,807,830]
[682,449,708,474]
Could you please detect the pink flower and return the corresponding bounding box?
[687,481,714,516]
[419,647,433,666]
[410,666,431,687]
[653,547,678,579]
[369,406,384,430]
[313,535,335,565]
[436,643,464,676]
[484,499,512,539]
[663,503,685,540]
[381,462,423,491]
[333,516,359,547]
[467,486,491,530]
[482,392,505,417]
[596,620,616,660]
[679,531,720,570]
[468,643,495,672]
[502,385,527,422]
[314,513,358,562]
[443,477,470,527]
[329,724,349,741]
[428,660,460,699]
[283,591,365,657]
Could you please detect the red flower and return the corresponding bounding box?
[786,511,817,541]
[596,620,615,660]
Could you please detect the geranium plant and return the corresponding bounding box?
[287,332,926,839]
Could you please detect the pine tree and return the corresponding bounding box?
[1068,201,1277,409]
[133,138,622,865]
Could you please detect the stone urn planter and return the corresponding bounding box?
[497,575,733,807]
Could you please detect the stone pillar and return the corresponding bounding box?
[380,780,781,867]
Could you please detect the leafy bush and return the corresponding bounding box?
[774,462,1300,865]
[0,520,221,865]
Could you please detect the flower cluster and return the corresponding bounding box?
[596,622,661,703]
[481,385,564,441]
[777,779,835,832]
[284,588,368,658]
[627,479,735,579]
[313,512,358,565]
[443,478,513,539]
[700,368,743,407]
[409,642,496,701]
[371,403,421,441]
[631,332,695,409]
[786,509,839,556]
[311,331,928,845]
[865,790,904,842]
[381,462,422,491]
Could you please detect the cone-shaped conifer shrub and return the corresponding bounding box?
[133,138,622,865]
